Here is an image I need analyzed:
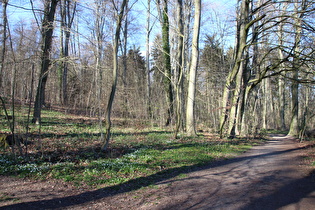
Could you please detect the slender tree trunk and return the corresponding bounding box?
[146,0,152,118]
[96,33,103,141]
[93,1,107,142]
[60,0,76,105]
[0,0,8,91]
[58,2,65,104]
[32,0,59,124]
[102,0,128,151]
[174,0,184,138]
[186,0,201,136]
[122,1,129,118]
[7,6,22,155]
[277,2,287,130]
[278,75,286,129]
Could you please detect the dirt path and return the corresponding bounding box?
[1,134,315,209]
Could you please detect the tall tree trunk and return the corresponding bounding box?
[186,0,201,136]
[160,0,174,126]
[0,0,8,91]
[32,0,59,124]
[219,0,250,138]
[288,0,305,137]
[0,0,12,135]
[146,0,152,118]
[122,1,129,119]
[174,0,184,138]
[59,3,65,104]
[59,0,76,105]
[102,0,128,151]
[93,0,107,142]
[277,2,288,130]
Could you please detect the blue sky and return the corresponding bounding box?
[6,0,237,53]
[130,0,237,53]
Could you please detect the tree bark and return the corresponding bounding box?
[32,0,59,124]
[186,0,201,136]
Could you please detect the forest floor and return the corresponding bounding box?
[1,134,315,209]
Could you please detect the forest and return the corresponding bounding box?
[0,0,315,187]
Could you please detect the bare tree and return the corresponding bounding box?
[102,0,128,151]
[59,0,77,105]
[145,0,153,119]
[32,0,59,124]
[186,0,201,136]
[219,0,252,138]
[121,0,129,119]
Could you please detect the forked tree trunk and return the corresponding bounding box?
[219,0,250,138]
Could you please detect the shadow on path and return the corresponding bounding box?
[240,170,315,210]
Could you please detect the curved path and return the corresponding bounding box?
[138,135,315,210]
[1,135,315,209]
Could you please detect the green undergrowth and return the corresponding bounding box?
[0,108,261,188]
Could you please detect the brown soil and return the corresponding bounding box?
[1,134,315,210]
